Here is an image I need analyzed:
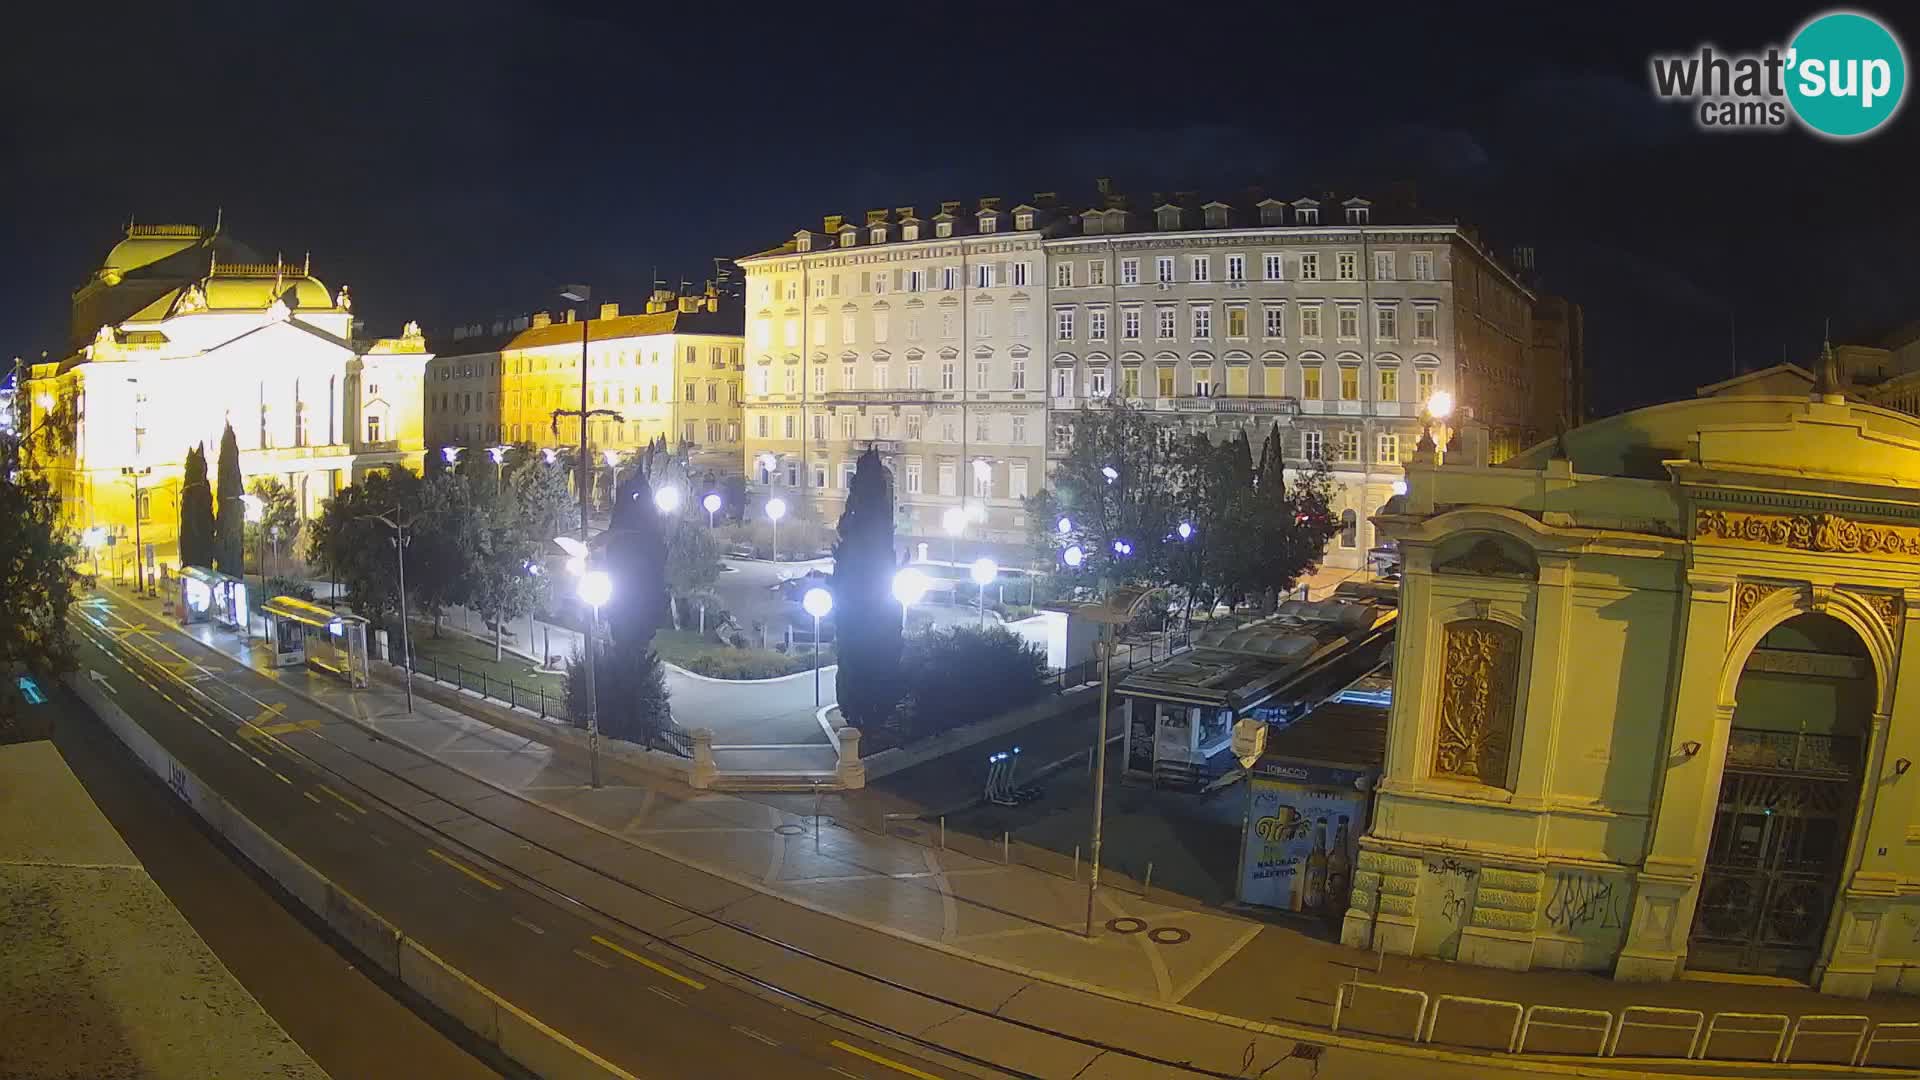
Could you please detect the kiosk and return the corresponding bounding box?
[261,596,371,688]
[177,566,247,631]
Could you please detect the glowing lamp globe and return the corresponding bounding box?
[1427,389,1455,420]
[942,507,966,535]
[891,567,929,607]
[1057,516,1072,535]
[802,586,834,619]
[970,557,998,587]
[1063,545,1085,568]
[702,492,722,515]
[578,570,612,609]
[765,497,787,523]
[1177,521,1193,540]
[654,485,682,513]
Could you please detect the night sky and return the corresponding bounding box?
[5,0,1917,417]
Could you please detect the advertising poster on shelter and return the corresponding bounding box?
[1240,761,1371,915]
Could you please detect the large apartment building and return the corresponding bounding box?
[427,285,745,475]
[740,183,1571,568]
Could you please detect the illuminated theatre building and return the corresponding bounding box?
[1342,352,1920,996]
[22,221,429,576]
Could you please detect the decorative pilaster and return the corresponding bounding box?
[1459,866,1544,971]
[1342,848,1420,953]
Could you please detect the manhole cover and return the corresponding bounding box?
[773,824,806,836]
[1148,927,1191,945]
[1105,917,1147,934]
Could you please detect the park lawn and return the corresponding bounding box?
[406,622,564,691]
[652,629,834,680]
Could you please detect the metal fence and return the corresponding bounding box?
[1330,981,1911,1067]
[401,654,692,758]
[1048,626,1195,690]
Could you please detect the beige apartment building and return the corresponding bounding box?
[741,184,1571,568]
[738,201,1055,556]
[427,286,744,474]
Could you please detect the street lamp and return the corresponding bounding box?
[1176,521,1193,541]
[541,448,560,465]
[441,445,464,466]
[942,505,966,568]
[756,451,778,484]
[654,484,682,514]
[363,510,417,714]
[802,586,833,707]
[970,557,997,626]
[1063,545,1085,568]
[82,526,106,579]
[487,445,509,464]
[240,493,265,640]
[1423,389,1456,465]
[765,496,787,561]
[578,567,612,789]
[1101,465,1119,484]
[1391,479,1409,496]
[702,491,722,528]
[891,566,929,631]
[1057,516,1073,536]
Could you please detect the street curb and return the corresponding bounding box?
[67,671,639,1080]
[665,660,838,686]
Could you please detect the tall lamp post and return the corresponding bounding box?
[702,492,722,529]
[802,586,832,707]
[766,496,787,562]
[942,505,966,570]
[553,284,622,760]
[363,509,416,714]
[240,493,265,639]
[120,465,152,593]
[1067,576,1157,938]
[891,566,928,633]
[577,567,612,789]
[970,557,997,626]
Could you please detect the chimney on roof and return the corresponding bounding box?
[1173,190,1197,205]
[563,309,577,324]
[532,312,552,329]
[939,200,962,216]
[599,302,620,320]
[1034,192,1057,208]
[823,214,843,234]
[865,208,889,225]
[895,206,916,219]
[978,197,1001,211]
[1095,177,1113,196]
[678,295,699,313]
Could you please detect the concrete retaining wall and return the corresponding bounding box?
[69,673,637,1080]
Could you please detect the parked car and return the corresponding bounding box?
[773,568,831,601]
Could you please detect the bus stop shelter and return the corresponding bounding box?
[177,566,247,632]
[261,596,370,688]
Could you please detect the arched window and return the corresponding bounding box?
[1340,508,1358,548]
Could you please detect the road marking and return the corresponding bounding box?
[303,791,324,805]
[247,754,272,771]
[428,848,504,891]
[253,703,287,726]
[333,811,354,825]
[589,934,706,991]
[572,948,613,969]
[86,670,118,694]
[646,986,683,1005]
[510,915,546,936]
[830,1041,944,1079]
[829,1069,861,1080]
[369,834,391,847]
[731,1025,780,1048]
[273,771,293,785]
[317,784,367,815]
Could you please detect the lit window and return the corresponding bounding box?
[1340,367,1359,401]
[1303,365,1323,399]
[1377,432,1399,464]
[1227,306,1248,339]
[1379,367,1399,400]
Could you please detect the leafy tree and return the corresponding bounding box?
[832,448,904,730]
[244,477,300,576]
[212,423,245,575]
[467,454,544,661]
[306,467,423,639]
[178,444,215,568]
[409,470,482,634]
[664,516,721,629]
[0,473,80,684]
[721,474,748,524]
[1024,399,1184,589]
[507,448,576,549]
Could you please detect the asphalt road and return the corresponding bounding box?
[67,594,971,1080]
[44,688,508,1080]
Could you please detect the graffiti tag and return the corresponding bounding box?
[1425,857,1476,879]
[1441,889,1469,925]
[1545,872,1627,932]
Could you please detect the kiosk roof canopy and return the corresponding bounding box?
[262,596,364,627]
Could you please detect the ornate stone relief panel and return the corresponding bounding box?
[1433,619,1521,788]
[1733,581,1792,630]
[1697,509,1920,557]
[1846,589,1902,634]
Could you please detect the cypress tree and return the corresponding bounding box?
[178,444,215,568]
[212,423,245,574]
[831,447,903,730]
[591,455,672,744]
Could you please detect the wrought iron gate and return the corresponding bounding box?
[1688,729,1862,979]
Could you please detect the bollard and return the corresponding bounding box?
[1074,845,1080,881]
[813,781,823,853]
[1143,861,1154,896]
[939,816,946,849]
[1003,831,1010,864]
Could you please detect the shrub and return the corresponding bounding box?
[894,624,1049,740]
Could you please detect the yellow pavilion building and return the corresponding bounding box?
[22,220,429,578]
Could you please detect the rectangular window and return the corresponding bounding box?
[1089,308,1108,341]
[941,418,957,442]
[1157,306,1176,339]
[1263,253,1283,281]
[941,362,956,390]
[1377,433,1399,464]
[813,366,826,394]
[1226,306,1248,339]
[1375,305,1398,341]
[1055,262,1074,288]
[1223,255,1243,283]
[1012,308,1029,338]
[1010,461,1029,498]
[1339,367,1359,401]
[841,415,855,440]
[1088,260,1107,287]
[975,414,989,443]
[908,362,922,389]
[1010,415,1027,443]
[683,421,696,444]
[1055,309,1075,341]
[784,367,798,393]
[366,415,382,442]
[757,415,770,438]
[1191,306,1211,340]
[1011,358,1027,389]
[1302,430,1323,460]
[1414,306,1438,341]
[905,459,923,494]
[1157,367,1175,398]
[1300,305,1322,339]
[975,309,992,338]
[1337,252,1358,280]
[905,413,923,439]
[1012,261,1030,286]
[1053,424,1072,452]
[1120,367,1138,398]
[1303,365,1323,399]
[1412,252,1435,280]
[873,363,889,390]
[972,463,992,499]
[811,319,826,346]
[842,314,856,342]
[1337,306,1360,340]
[814,414,827,441]
[1193,369,1213,397]
[1122,308,1141,340]
[842,363,856,389]
[1189,256,1210,283]
[874,312,890,341]
[1155,256,1174,283]
[1379,367,1399,401]
[976,358,990,387]
[784,414,797,438]
[1120,258,1139,285]
[976,263,995,289]
[1053,367,1072,399]
[707,420,721,442]
[1374,252,1394,280]
[1264,305,1285,339]
[1299,253,1320,281]
[839,462,855,489]
[1337,429,1359,462]
[907,269,924,292]
[1417,369,1436,402]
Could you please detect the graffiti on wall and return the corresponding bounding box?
[1544,870,1628,933]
